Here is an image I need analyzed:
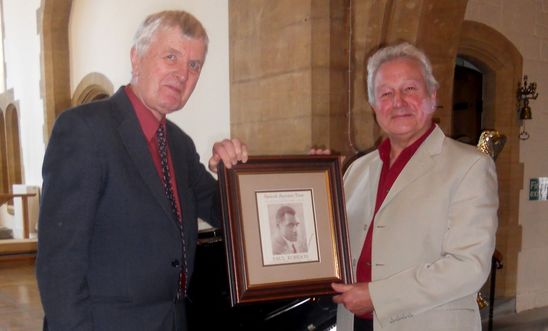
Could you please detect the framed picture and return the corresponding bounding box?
[218,155,352,306]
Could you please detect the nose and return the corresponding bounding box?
[174,61,189,83]
[393,91,405,108]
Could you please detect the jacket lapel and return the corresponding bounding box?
[368,156,383,217]
[376,126,445,216]
[111,88,179,226]
[166,122,190,220]
[359,156,383,257]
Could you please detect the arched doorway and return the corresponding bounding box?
[4,104,23,208]
[72,72,114,106]
[0,111,8,194]
[458,20,523,298]
[40,0,72,140]
[452,57,483,145]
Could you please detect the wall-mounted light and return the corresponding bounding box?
[517,75,538,140]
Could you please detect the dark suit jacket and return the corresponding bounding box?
[36,87,220,331]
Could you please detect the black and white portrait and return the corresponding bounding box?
[256,190,319,266]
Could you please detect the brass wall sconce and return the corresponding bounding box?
[517,75,538,140]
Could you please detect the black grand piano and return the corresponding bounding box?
[186,228,337,331]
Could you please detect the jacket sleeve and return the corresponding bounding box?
[368,154,498,326]
[36,110,103,331]
[186,141,221,228]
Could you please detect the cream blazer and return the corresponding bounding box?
[337,126,498,331]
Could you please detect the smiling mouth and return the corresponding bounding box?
[392,113,413,119]
[164,84,183,94]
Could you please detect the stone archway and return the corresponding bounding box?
[5,104,23,192]
[0,111,8,194]
[72,72,114,106]
[458,20,523,298]
[39,0,72,141]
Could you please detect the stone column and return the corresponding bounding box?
[230,0,351,155]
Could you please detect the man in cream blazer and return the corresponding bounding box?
[332,42,498,331]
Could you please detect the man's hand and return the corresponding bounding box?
[332,282,374,316]
[308,148,348,168]
[308,148,332,155]
[208,138,248,173]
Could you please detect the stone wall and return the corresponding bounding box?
[230,0,469,153]
[466,0,548,313]
[229,0,532,304]
[230,0,350,155]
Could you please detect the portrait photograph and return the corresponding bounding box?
[218,155,352,305]
[256,190,319,266]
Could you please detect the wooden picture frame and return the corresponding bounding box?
[218,155,352,306]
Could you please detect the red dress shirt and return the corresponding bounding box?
[124,85,183,219]
[356,123,435,320]
[125,85,187,293]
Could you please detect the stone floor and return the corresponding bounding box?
[0,262,43,331]
[482,297,548,331]
[0,261,547,331]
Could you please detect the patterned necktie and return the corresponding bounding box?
[156,124,187,299]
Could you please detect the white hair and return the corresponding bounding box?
[132,10,209,57]
[366,42,439,106]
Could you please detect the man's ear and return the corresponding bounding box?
[428,90,438,114]
[430,90,437,104]
[368,102,377,113]
[368,104,379,126]
[130,47,139,76]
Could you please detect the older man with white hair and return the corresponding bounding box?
[332,42,498,331]
[37,10,247,331]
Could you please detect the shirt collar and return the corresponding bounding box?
[378,122,436,165]
[124,85,165,142]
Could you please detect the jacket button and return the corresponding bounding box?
[171,259,180,268]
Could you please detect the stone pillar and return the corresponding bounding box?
[40,0,73,141]
[230,0,351,155]
[349,0,468,151]
[459,20,524,298]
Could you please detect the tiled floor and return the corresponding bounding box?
[0,262,43,331]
